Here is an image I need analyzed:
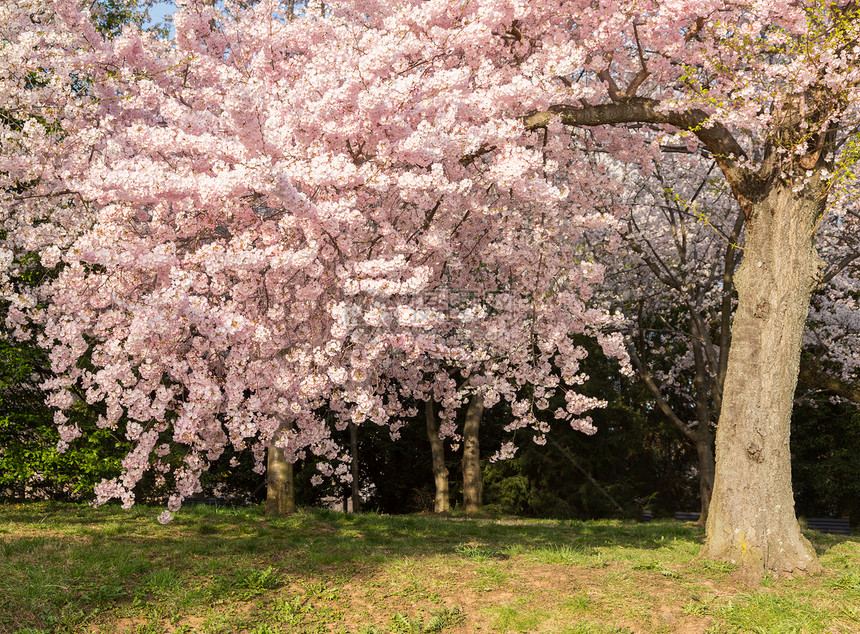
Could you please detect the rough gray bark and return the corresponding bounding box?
[425,400,450,513]
[524,54,843,574]
[701,182,824,575]
[349,422,361,513]
[265,420,296,516]
[462,395,485,515]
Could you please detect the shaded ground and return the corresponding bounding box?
[1,502,857,633]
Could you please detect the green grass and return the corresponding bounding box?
[0,502,857,633]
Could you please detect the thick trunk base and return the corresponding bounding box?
[702,184,824,576]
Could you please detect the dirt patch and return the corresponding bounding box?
[319,557,696,632]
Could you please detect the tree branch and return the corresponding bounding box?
[684,16,706,43]
[524,98,760,202]
[798,362,860,403]
[819,249,860,286]
[627,328,696,441]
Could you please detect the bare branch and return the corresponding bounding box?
[627,329,696,441]
[819,249,860,286]
[596,68,624,102]
[626,22,650,98]
[524,98,760,202]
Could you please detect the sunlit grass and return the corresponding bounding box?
[0,501,857,633]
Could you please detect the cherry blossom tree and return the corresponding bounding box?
[255,0,857,575]
[3,0,621,520]
[6,0,860,575]
[518,0,860,574]
[587,143,858,528]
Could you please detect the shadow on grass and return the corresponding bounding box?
[3,501,700,558]
[805,530,859,557]
[3,501,855,632]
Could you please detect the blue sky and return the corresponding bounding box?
[144,1,177,31]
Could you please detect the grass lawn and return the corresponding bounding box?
[1,502,857,633]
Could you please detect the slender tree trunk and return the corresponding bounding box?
[703,182,824,575]
[265,420,296,515]
[695,431,715,524]
[462,395,484,515]
[425,400,450,513]
[691,330,715,525]
[628,325,716,523]
[349,422,361,513]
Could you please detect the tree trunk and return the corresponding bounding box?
[702,182,824,575]
[695,431,715,524]
[349,422,361,513]
[462,394,484,515]
[628,325,716,524]
[265,420,296,516]
[691,330,715,525]
[425,400,450,513]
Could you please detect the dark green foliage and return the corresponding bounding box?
[483,337,700,519]
[354,418,435,513]
[0,339,129,501]
[198,444,268,503]
[482,462,529,515]
[792,398,860,525]
[294,410,436,513]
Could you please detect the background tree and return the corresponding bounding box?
[582,153,742,524]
